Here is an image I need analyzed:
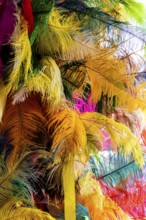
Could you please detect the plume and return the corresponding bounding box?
[47,108,87,158]
[0,200,55,220]
[89,151,143,187]
[47,108,144,166]
[85,52,146,110]
[80,112,144,167]
[33,9,76,57]
[0,94,47,163]
[100,178,146,219]
[9,17,32,91]
[78,172,131,220]
[56,0,146,43]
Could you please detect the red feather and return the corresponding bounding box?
[22,0,34,34]
[99,179,146,219]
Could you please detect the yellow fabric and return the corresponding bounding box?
[62,158,76,220]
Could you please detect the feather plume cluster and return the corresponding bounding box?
[0,0,146,219]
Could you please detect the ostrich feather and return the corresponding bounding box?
[0,150,37,207]
[85,53,146,111]
[9,17,32,91]
[100,178,146,219]
[78,173,131,220]
[30,0,55,45]
[0,94,47,163]
[47,108,87,158]
[56,0,146,43]
[80,112,144,167]
[48,108,144,166]
[33,9,77,57]
[89,151,143,187]
[0,200,55,220]
[59,60,88,99]
[28,57,65,108]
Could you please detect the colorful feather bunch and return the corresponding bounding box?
[0,0,146,219]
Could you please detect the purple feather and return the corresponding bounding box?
[0,0,17,75]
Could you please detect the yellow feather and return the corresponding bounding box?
[9,18,32,91]
[35,9,77,57]
[24,57,65,110]
[78,173,131,220]
[0,200,55,220]
[47,108,87,157]
[81,112,144,167]
[48,108,144,166]
[85,51,146,111]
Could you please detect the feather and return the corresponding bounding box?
[100,178,146,219]
[0,150,36,207]
[78,172,131,220]
[33,9,76,57]
[47,108,144,166]
[0,200,55,220]
[22,0,34,34]
[0,0,16,44]
[0,94,47,163]
[9,17,32,91]
[85,52,146,110]
[25,57,65,110]
[121,0,146,24]
[56,0,146,43]
[47,108,87,158]
[107,108,146,143]
[80,112,144,167]
[89,151,143,187]
[59,60,88,99]
[30,0,55,45]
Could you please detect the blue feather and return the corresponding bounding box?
[89,150,144,187]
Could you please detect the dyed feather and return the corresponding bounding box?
[78,173,131,220]
[59,61,88,99]
[0,94,47,163]
[30,0,55,45]
[85,52,146,110]
[0,150,37,207]
[56,0,146,43]
[33,9,76,57]
[9,17,32,91]
[27,57,65,109]
[47,108,87,158]
[89,151,143,187]
[0,200,55,220]
[100,178,146,219]
[80,112,144,167]
[48,108,144,166]
[22,0,34,34]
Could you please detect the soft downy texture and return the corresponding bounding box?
[0,0,146,220]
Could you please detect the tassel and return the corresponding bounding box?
[22,0,34,34]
